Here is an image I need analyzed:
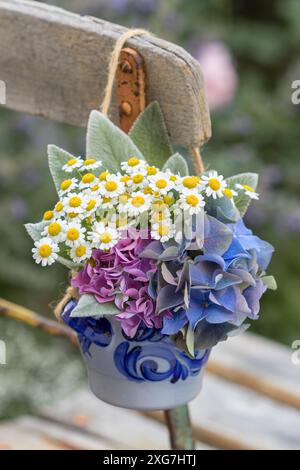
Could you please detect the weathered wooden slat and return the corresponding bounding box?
[41,390,212,450]
[208,332,300,410]
[0,0,211,148]
[0,416,122,450]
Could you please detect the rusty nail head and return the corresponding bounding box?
[120,101,132,116]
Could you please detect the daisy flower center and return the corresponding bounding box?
[38,244,52,258]
[55,202,63,212]
[48,222,61,236]
[43,210,53,221]
[183,176,198,189]
[132,174,144,184]
[75,245,87,257]
[105,181,118,192]
[208,178,221,191]
[91,184,99,192]
[68,212,78,219]
[84,159,96,166]
[67,228,80,241]
[132,195,145,207]
[243,184,254,192]
[82,173,95,184]
[86,200,96,211]
[147,166,157,176]
[155,179,167,189]
[60,179,72,190]
[158,225,170,237]
[143,187,153,195]
[67,159,77,167]
[99,171,110,181]
[170,175,177,182]
[100,232,113,244]
[121,175,131,183]
[103,197,111,203]
[186,195,199,206]
[163,195,174,205]
[128,157,140,167]
[223,188,233,198]
[69,196,82,208]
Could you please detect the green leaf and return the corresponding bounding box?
[25,221,47,242]
[226,172,259,217]
[70,294,120,318]
[262,275,277,290]
[56,255,81,270]
[162,153,189,176]
[48,145,75,193]
[86,110,144,172]
[205,196,240,223]
[129,101,173,168]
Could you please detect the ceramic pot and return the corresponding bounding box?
[62,299,209,411]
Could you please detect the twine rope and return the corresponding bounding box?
[54,29,205,319]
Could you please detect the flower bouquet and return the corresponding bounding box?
[26,103,276,410]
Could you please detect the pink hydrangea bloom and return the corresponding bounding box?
[72,229,171,337]
[196,41,238,110]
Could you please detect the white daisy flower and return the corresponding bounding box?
[70,243,92,263]
[63,192,88,214]
[235,183,259,200]
[79,173,98,189]
[42,219,66,242]
[98,171,111,182]
[202,171,227,199]
[84,196,101,215]
[64,223,86,247]
[53,200,66,218]
[148,172,175,195]
[101,196,116,210]
[88,222,119,250]
[42,210,55,222]
[100,174,125,198]
[179,193,205,215]
[58,178,78,196]
[151,222,174,243]
[179,175,203,194]
[223,188,238,200]
[65,211,85,223]
[126,192,152,216]
[121,157,147,175]
[62,157,83,173]
[146,166,159,176]
[32,238,59,267]
[80,158,102,171]
[130,172,147,190]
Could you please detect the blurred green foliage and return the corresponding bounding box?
[1,0,300,418]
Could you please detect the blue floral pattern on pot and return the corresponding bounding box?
[62,299,209,384]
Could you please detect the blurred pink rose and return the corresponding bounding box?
[196,41,238,110]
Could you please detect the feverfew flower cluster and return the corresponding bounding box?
[31,157,260,267]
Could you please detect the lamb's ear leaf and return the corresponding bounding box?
[25,221,47,242]
[261,275,277,290]
[226,172,259,217]
[48,145,75,193]
[162,153,189,176]
[86,110,144,172]
[129,101,173,168]
[56,256,81,270]
[70,294,119,318]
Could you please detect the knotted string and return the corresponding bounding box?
[54,28,206,319]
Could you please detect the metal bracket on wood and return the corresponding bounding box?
[117,47,146,134]
[117,47,194,451]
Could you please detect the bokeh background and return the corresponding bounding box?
[1,0,300,419]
